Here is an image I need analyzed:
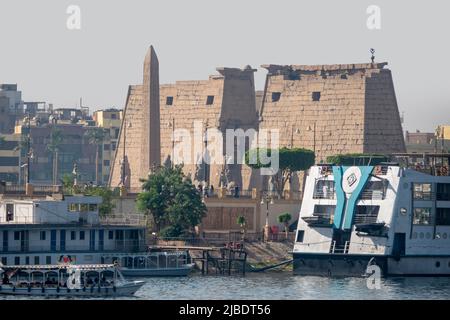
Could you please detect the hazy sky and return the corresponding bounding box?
[0,0,448,132]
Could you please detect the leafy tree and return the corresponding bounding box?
[236,215,247,241]
[277,212,292,240]
[47,128,64,185]
[83,186,117,217]
[84,128,106,185]
[326,154,388,166]
[137,164,207,237]
[61,173,74,195]
[245,147,315,198]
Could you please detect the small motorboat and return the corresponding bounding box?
[102,251,195,277]
[0,263,145,297]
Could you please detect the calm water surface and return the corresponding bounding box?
[2,272,450,300]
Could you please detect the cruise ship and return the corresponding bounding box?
[293,154,450,276]
[0,186,147,267]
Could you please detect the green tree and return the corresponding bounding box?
[47,128,64,185]
[83,186,117,217]
[236,215,247,241]
[277,212,292,240]
[61,173,74,195]
[136,164,207,237]
[84,128,106,185]
[245,147,315,198]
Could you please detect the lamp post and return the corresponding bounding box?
[261,193,274,242]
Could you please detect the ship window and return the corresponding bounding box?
[313,180,335,199]
[437,183,450,201]
[271,92,281,102]
[436,208,450,226]
[71,231,76,240]
[46,256,51,264]
[80,204,89,212]
[413,183,432,200]
[40,231,46,241]
[354,206,380,224]
[108,230,114,240]
[166,96,174,106]
[6,203,14,222]
[413,208,432,225]
[296,230,305,243]
[34,256,40,265]
[80,231,85,240]
[362,181,386,200]
[14,257,20,265]
[14,231,20,241]
[206,95,215,105]
[89,204,98,212]
[68,203,79,212]
[313,205,335,221]
[1,257,6,265]
[25,257,30,265]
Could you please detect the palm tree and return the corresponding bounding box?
[236,215,247,242]
[84,128,105,185]
[277,212,292,240]
[47,128,63,185]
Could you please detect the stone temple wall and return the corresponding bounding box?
[259,62,406,162]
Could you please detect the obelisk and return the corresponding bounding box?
[141,45,161,175]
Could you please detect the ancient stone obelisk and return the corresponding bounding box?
[141,45,161,175]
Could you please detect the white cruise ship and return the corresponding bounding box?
[0,188,147,267]
[293,155,450,276]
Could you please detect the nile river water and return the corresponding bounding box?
[3,272,450,300]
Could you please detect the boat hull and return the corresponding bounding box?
[0,281,145,297]
[293,253,450,277]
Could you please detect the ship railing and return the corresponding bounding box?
[4,240,148,253]
[413,191,435,201]
[313,190,336,200]
[360,190,385,200]
[99,214,148,226]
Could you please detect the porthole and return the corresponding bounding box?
[426,233,431,239]
[436,261,441,268]
[419,232,424,239]
[412,232,418,239]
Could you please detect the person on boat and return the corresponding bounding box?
[2,273,9,285]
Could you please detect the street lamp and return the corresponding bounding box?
[261,193,274,242]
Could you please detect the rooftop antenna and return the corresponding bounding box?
[370,48,375,63]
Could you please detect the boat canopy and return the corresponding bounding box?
[0,264,117,271]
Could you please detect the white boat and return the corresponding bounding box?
[293,155,450,277]
[101,251,195,277]
[0,263,145,297]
